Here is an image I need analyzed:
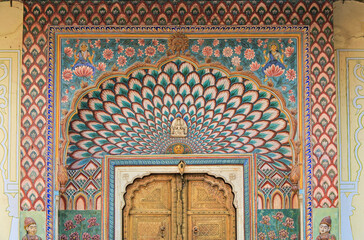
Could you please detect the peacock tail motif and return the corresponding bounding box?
[65,57,293,173]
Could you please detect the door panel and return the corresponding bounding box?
[123,174,236,240]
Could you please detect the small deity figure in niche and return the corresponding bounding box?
[171,117,187,137]
[316,216,336,240]
[22,217,42,240]
[71,42,96,73]
[262,41,286,81]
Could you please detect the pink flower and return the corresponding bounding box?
[290,234,298,240]
[91,235,100,240]
[289,89,293,94]
[82,232,91,240]
[278,39,282,43]
[263,64,285,77]
[192,45,199,53]
[64,220,76,231]
[152,39,159,46]
[249,61,260,71]
[97,62,106,71]
[223,47,233,57]
[213,39,219,46]
[94,40,101,49]
[65,40,70,44]
[258,232,266,240]
[117,45,124,54]
[69,232,80,240]
[282,217,295,228]
[272,212,284,222]
[279,229,288,239]
[87,217,100,228]
[74,214,86,224]
[117,56,127,66]
[282,86,287,91]
[64,47,73,57]
[257,39,263,47]
[73,66,93,78]
[247,38,252,43]
[197,39,204,45]
[103,49,114,60]
[60,234,67,240]
[264,44,267,48]
[244,48,255,60]
[138,39,145,46]
[145,46,156,57]
[260,215,271,225]
[289,95,296,103]
[115,38,120,43]
[137,49,143,57]
[265,39,269,42]
[65,89,69,94]
[288,39,293,44]
[231,56,241,66]
[70,85,75,90]
[236,39,241,43]
[106,39,110,43]
[125,47,135,57]
[62,68,73,81]
[234,45,242,55]
[284,46,295,57]
[158,44,165,52]
[202,46,213,57]
[285,69,296,81]
[214,49,220,57]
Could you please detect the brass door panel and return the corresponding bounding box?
[123,174,236,240]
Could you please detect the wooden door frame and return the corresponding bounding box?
[103,154,256,240]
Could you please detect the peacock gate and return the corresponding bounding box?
[49,26,310,239]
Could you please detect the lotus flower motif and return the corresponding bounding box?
[73,66,93,78]
[263,64,285,77]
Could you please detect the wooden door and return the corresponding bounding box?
[123,174,236,240]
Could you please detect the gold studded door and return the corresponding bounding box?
[123,174,236,240]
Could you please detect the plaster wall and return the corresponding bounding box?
[0,2,23,240]
[334,1,364,239]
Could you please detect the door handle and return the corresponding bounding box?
[193,226,199,236]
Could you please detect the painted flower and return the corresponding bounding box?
[91,235,100,240]
[290,234,298,240]
[117,45,124,54]
[263,65,285,77]
[282,86,287,91]
[214,49,220,57]
[70,85,75,90]
[94,40,101,49]
[106,39,110,43]
[247,38,252,43]
[244,48,255,60]
[264,44,267,48]
[279,229,288,239]
[197,39,204,45]
[283,217,295,228]
[213,39,219,46]
[103,49,114,60]
[145,46,156,57]
[260,215,271,225]
[65,40,70,44]
[87,217,100,228]
[236,39,241,43]
[288,89,293,94]
[284,46,295,57]
[115,38,120,43]
[62,68,73,81]
[257,39,263,47]
[258,232,266,240]
[285,69,296,81]
[231,56,241,66]
[97,62,106,71]
[202,46,213,57]
[64,47,73,57]
[69,232,80,240]
[192,45,199,53]
[82,232,91,240]
[74,214,86,224]
[125,47,135,57]
[222,47,233,57]
[137,49,143,57]
[64,220,76,231]
[288,38,293,44]
[234,45,242,55]
[272,211,284,222]
[117,56,127,67]
[249,61,260,71]
[60,234,68,240]
[138,39,145,46]
[268,231,276,239]
[289,95,296,103]
[73,66,93,78]
[158,44,165,52]
[152,39,159,46]
[278,39,282,43]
